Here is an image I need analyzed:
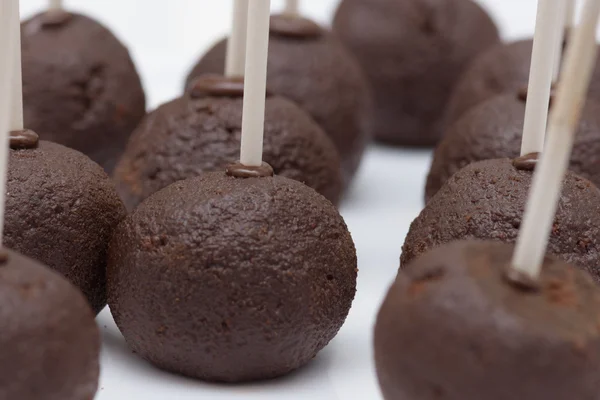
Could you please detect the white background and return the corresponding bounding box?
[17,1,586,399]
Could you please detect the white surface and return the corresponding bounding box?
[13,0,597,399]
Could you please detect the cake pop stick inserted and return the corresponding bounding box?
[0,0,18,245]
[49,0,63,11]
[552,0,568,82]
[284,0,299,16]
[9,0,21,131]
[520,0,563,156]
[225,0,249,77]
[239,0,271,167]
[512,0,600,280]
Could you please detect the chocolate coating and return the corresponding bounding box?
[114,92,343,209]
[403,158,600,280]
[426,93,600,201]
[5,140,127,314]
[21,12,146,173]
[444,39,600,126]
[108,173,357,382]
[376,240,600,400]
[0,249,100,400]
[188,74,246,98]
[333,0,499,146]
[10,129,39,149]
[186,15,371,187]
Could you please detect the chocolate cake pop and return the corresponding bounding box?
[20,10,146,172]
[113,75,343,210]
[0,249,100,400]
[332,0,499,146]
[186,14,371,187]
[5,129,127,314]
[444,39,600,126]
[108,3,357,382]
[108,171,357,382]
[402,157,600,279]
[425,92,600,201]
[376,240,600,400]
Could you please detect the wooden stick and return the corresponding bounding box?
[284,0,299,16]
[565,0,577,30]
[512,0,600,279]
[0,0,19,246]
[10,0,22,131]
[520,0,563,156]
[239,0,271,167]
[225,0,249,77]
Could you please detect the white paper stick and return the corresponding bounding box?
[0,0,19,246]
[239,0,271,167]
[520,0,563,156]
[10,0,22,131]
[565,0,577,30]
[512,0,600,279]
[284,0,299,15]
[225,0,249,77]
[552,0,568,82]
[49,0,63,11]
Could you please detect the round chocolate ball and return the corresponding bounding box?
[426,92,600,202]
[402,158,600,280]
[108,169,357,382]
[376,240,600,400]
[332,0,499,146]
[0,248,100,400]
[186,15,371,187]
[5,130,127,314]
[21,11,146,173]
[114,75,343,210]
[444,39,600,126]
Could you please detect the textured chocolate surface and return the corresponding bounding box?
[444,39,600,127]
[21,12,146,173]
[403,159,600,280]
[376,240,600,400]
[333,0,499,146]
[108,173,357,382]
[426,93,600,201]
[5,140,127,314]
[114,92,343,209]
[186,15,371,187]
[0,249,100,400]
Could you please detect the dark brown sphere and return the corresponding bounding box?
[0,248,100,400]
[376,240,600,400]
[444,39,600,126]
[5,134,127,314]
[21,11,146,173]
[113,80,343,210]
[186,15,371,187]
[402,158,600,280]
[426,93,600,202]
[107,172,357,382]
[333,0,499,146]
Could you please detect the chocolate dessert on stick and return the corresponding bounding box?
[376,5,600,398]
[3,0,127,314]
[513,0,600,278]
[0,3,100,398]
[403,1,600,278]
[108,0,357,382]
[521,0,563,156]
[114,0,343,208]
[187,3,371,188]
[425,0,600,201]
